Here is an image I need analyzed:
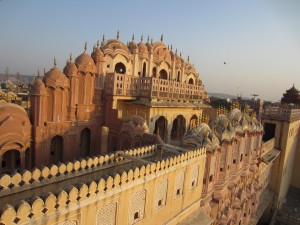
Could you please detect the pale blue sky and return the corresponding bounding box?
[0,0,299,101]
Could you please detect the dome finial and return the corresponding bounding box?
[160,33,163,42]
[117,30,120,39]
[44,67,46,75]
[132,34,135,41]
[147,35,150,43]
[180,52,182,57]
[175,48,177,55]
[37,69,40,79]
[54,57,57,67]
[151,38,153,45]
[102,34,105,42]
[171,45,173,51]
[141,34,144,42]
[97,40,100,48]
[69,53,72,62]
[84,41,87,52]
[188,55,190,62]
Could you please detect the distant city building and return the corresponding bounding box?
[281,84,300,106]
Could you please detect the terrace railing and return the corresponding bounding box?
[105,73,205,102]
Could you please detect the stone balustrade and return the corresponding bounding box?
[105,73,206,102]
[262,107,300,122]
[0,147,206,225]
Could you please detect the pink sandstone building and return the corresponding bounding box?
[0,33,299,225]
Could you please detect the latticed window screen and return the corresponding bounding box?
[191,165,199,188]
[174,171,184,198]
[97,202,117,225]
[154,179,168,210]
[129,189,146,224]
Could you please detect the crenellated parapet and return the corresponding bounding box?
[0,145,157,195]
[0,147,206,225]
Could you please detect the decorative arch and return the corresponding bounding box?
[171,115,186,142]
[80,128,91,157]
[1,150,21,174]
[154,116,168,142]
[188,78,194,84]
[159,69,168,80]
[50,135,63,164]
[115,62,126,74]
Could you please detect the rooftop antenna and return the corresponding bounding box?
[250,94,259,109]
[250,94,259,100]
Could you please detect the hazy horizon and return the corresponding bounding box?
[0,0,299,102]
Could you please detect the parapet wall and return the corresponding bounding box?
[0,147,206,225]
[0,145,157,202]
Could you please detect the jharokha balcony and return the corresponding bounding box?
[104,72,207,102]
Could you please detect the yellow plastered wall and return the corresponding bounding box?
[0,149,206,225]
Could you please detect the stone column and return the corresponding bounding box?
[166,122,173,144]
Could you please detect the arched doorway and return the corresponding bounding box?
[50,135,63,164]
[2,150,21,173]
[189,115,198,130]
[152,67,157,78]
[171,115,186,144]
[159,69,168,80]
[115,62,126,74]
[154,116,168,142]
[142,62,146,77]
[188,78,194,84]
[80,128,91,157]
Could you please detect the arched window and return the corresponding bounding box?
[188,78,194,84]
[152,67,157,78]
[115,62,126,74]
[2,150,21,173]
[80,128,91,157]
[159,69,168,80]
[50,135,63,164]
[142,62,146,77]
